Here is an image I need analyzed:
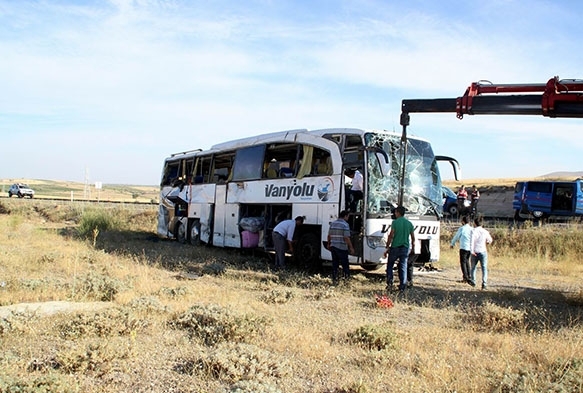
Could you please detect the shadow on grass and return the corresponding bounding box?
[65,227,583,333]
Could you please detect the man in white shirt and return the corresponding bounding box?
[272,216,304,270]
[345,168,363,212]
[470,217,493,289]
[450,215,473,284]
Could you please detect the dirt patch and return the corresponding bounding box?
[0,301,111,319]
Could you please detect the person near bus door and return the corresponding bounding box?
[272,216,304,270]
[383,206,415,293]
[470,185,480,217]
[344,168,363,212]
[326,210,355,284]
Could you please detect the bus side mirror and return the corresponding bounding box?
[376,151,391,177]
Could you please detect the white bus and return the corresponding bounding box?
[157,128,458,271]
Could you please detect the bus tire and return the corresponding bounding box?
[176,221,188,244]
[295,233,321,272]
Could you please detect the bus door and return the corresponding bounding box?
[212,185,241,248]
[551,183,576,213]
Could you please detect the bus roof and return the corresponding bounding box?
[167,128,430,159]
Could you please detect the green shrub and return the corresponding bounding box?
[54,341,125,374]
[77,209,121,239]
[347,323,398,351]
[58,308,145,339]
[158,286,190,299]
[189,342,289,384]
[171,304,268,345]
[73,270,126,301]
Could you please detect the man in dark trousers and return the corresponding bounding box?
[383,206,415,292]
[272,216,304,270]
[326,210,355,284]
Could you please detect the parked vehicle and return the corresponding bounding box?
[158,128,459,272]
[8,183,35,198]
[442,186,458,215]
[513,179,583,219]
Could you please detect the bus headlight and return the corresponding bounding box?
[366,236,385,249]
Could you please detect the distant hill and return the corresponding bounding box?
[540,171,583,179]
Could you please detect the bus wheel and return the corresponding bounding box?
[532,210,546,219]
[189,222,201,246]
[295,233,321,272]
[176,222,188,244]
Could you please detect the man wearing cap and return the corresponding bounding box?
[272,216,305,270]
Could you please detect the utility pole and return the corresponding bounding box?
[84,167,91,199]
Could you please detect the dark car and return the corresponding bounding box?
[442,186,457,216]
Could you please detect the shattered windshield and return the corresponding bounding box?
[365,132,442,217]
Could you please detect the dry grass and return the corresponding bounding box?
[1,197,583,393]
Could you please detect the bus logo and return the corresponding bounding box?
[263,178,334,201]
[317,177,334,201]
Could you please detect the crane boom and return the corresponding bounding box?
[396,76,583,206]
[401,76,583,124]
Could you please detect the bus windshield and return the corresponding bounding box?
[365,133,442,217]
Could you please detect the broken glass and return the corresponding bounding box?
[365,132,443,217]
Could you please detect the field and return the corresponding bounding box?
[0,179,159,204]
[1,183,583,392]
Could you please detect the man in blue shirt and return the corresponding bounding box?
[450,215,473,285]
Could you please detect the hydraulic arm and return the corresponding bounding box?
[397,76,583,206]
[401,76,583,122]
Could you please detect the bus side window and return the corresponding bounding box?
[212,152,235,184]
[162,161,180,186]
[263,143,299,179]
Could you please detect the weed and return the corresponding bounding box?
[127,296,169,313]
[171,304,269,345]
[187,342,290,384]
[77,209,121,239]
[497,357,583,392]
[223,379,283,393]
[73,269,126,301]
[0,373,78,393]
[54,341,127,375]
[157,285,190,298]
[259,289,294,304]
[58,308,146,339]
[201,261,227,276]
[466,301,526,333]
[347,323,398,351]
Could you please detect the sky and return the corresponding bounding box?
[1,0,583,186]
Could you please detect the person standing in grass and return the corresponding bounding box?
[450,215,473,285]
[326,210,355,284]
[470,185,480,217]
[383,206,415,293]
[456,185,468,216]
[470,217,493,290]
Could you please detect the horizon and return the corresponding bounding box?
[1,1,583,185]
